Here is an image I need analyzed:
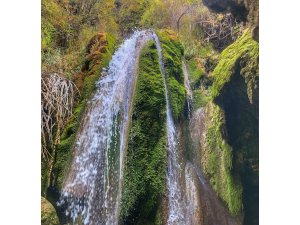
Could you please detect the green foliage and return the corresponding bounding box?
[41,0,70,50]
[211,29,259,100]
[198,42,216,58]
[192,89,209,108]
[41,20,56,50]
[186,58,204,87]
[156,29,186,119]
[120,41,167,224]
[118,0,149,35]
[41,197,59,225]
[50,34,116,190]
[202,103,243,215]
[140,0,171,29]
[41,0,120,77]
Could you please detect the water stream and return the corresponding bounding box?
[182,59,193,119]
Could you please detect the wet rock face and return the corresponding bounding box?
[202,0,259,41]
[215,63,259,225]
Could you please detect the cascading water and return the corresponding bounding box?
[59,30,155,225]
[182,60,193,119]
[59,30,187,225]
[153,35,186,225]
[184,163,201,225]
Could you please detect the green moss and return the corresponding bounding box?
[50,33,116,191]
[203,103,243,215]
[42,20,55,50]
[211,29,259,100]
[198,42,215,58]
[193,89,209,108]
[41,197,59,225]
[120,41,167,225]
[198,29,259,216]
[186,59,204,88]
[156,29,186,120]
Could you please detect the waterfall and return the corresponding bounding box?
[59,30,154,225]
[184,163,201,225]
[59,29,188,225]
[182,60,193,119]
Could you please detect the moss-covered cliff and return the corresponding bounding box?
[120,41,167,225]
[195,29,258,224]
[212,29,258,225]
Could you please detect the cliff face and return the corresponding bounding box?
[196,29,259,225]
[202,0,259,40]
[213,30,258,225]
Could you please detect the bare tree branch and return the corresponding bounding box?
[194,13,242,50]
[41,73,79,160]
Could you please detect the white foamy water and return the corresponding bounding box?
[59,30,155,225]
[182,60,193,119]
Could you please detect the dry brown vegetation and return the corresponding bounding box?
[41,73,79,160]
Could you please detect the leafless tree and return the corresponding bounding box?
[176,4,196,32]
[195,13,242,50]
[41,73,79,160]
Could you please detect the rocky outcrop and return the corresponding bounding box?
[202,0,259,40]
[211,29,258,224]
[73,32,115,92]
[190,28,258,224]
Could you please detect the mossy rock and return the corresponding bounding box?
[41,197,59,225]
[209,29,259,223]
[120,41,167,225]
[202,102,243,215]
[200,30,259,215]
[211,29,258,103]
[156,29,186,120]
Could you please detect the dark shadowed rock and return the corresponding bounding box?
[202,0,259,41]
